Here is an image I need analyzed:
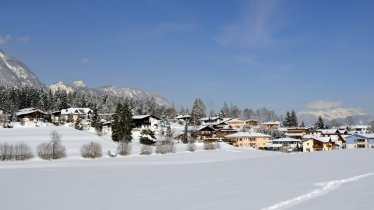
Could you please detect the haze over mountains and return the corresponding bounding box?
[0,49,168,106]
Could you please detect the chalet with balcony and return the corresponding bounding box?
[224,132,271,149]
[16,108,47,123]
[132,115,160,131]
[345,134,374,149]
[196,126,216,140]
[244,119,260,128]
[302,135,337,152]
[265,138,302,152]
[225,118,245,130]
[61,108,93,123]
[261,121,281,130]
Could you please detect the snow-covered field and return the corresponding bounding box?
[0,126,374,210]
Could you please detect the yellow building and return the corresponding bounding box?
[224,132,271,149]
[302,136,335,152]
[261,121,281,130]
[225,118,245,130]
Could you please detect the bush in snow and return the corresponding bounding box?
[81,141,102,159]
[37,131,66,160]
[117,142,132,156]
[155,139,175,154]
[203,142,220,151]
[140,145,153,155]
[13,142,34,160]
[186,143,196,152]
[0,142,34,161]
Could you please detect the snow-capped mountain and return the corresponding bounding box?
[0,50,43,88]
[298,108,370,126]
[0,49,168,106]
[48,81,168,106]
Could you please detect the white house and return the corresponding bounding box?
[60,108,93,123]
[345,134,374,149]
[133,115,160,131]
[265,138,302,152]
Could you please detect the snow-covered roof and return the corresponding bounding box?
[271,138,301,143]
[133,115,160,120]
[285,133,303,137]
[351,125,369,129]
[16,108,46,116]
[349,133,374,139]
[225,132,271,138]
[303,135,331,143]
[176,114,191,119]
[61,108,92,115]
[200,116,221,121]
[317,129,339,134]
[226,118,244,123]
[261,121,281,125]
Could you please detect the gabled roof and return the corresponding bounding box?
[347,133,374,139]
[271,138,302,143]
[61,108,92,115]
[262,121,281,125]
[176,114,191,119]
[16,108,46,116]
[226,118,244,123]
[317,129,340,134]
[198,126,216,131]
[225,132,271,138]
[133,114,160,120]
[200,116,222,121]
[303,135,331,143]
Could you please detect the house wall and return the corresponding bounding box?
[226,136,271,149]
[345,135,374,149]
[226,121,244,130]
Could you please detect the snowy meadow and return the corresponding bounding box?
[0,126,374,210]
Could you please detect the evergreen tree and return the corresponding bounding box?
[290,110,298,127]
[219,102,230,118]
[190,98,206,125]
[283,111,291,127]
[111,102,134,142]
[314,116,325,129]
[300,121,305,127]
[91,107,99,128]
[111,103,122,141]
[182,122,189,144]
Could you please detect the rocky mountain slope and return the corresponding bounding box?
[0,50,43,88]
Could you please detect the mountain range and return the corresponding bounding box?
[0,49,168,106]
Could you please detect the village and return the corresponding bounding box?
[1,106,373,155]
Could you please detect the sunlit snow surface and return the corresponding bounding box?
[0,126,374,210]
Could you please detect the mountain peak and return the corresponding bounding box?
[0,49,44,88]
[72,80,86,88]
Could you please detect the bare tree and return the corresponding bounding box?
[117,142,132,156]
[140,145,153,155]
[81,141,102,158]
[37,131,66,160]
[203,142,220,150]
[186,143,196,152]
[0,142,34,161]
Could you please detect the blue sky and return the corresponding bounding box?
[1,0,373,115]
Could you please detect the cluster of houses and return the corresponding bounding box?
[2,107,374,153]
[174,115,374,153]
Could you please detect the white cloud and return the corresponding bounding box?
[306,100,342,110]
[0,34,11,45]
[80,58,90,64]
[18,35,30,42]
[215,1,281,47]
